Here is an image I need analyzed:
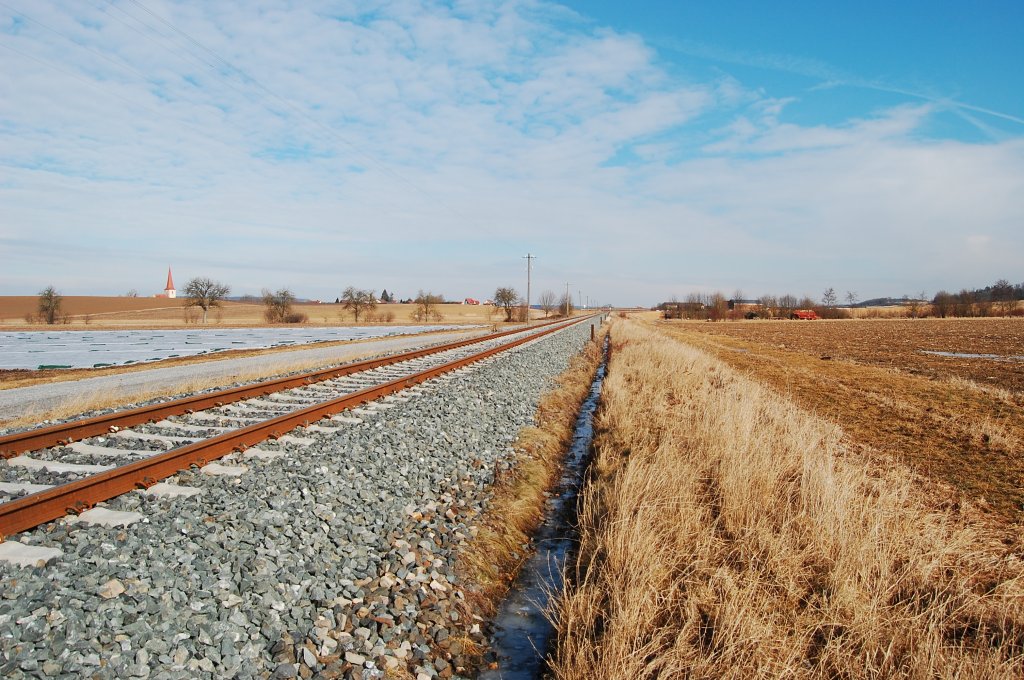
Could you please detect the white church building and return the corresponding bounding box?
[155,267,176,298]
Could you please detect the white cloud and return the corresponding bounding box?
[965,234,991,253]
[0,0,1022,304]
[704,104,931,155]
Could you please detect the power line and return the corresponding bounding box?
[0,4,280,150]
[0,1,153,83]
[0,40,223,145]
[93,0,281,108]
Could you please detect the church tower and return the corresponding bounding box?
[164,267,176,299]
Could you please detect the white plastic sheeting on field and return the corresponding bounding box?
[0,326,475,370]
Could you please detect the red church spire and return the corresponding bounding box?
[165,267,175,291]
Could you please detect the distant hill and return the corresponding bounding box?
[856,297,914,308]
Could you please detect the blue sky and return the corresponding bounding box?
[1,0,1021,306]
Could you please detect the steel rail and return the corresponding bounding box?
[0,319,565,458]
[0,316,592,540]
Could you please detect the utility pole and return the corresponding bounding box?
[523,253,535,325]
[565,282,571,317]
[578,290,582,311]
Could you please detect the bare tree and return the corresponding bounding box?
[539,290,557,318]
[182,277,230,324]
[779,294,798,317]
[262,288,296,323]
[932,291,954,318]
[413,290,444,322]
[38,286,63,325]
[992,278,1016,316]
[906,291,927,318]
[845,291,858,307]
[976,294,994,317]
[341,287,377,322]
[954,289,975,317]
[822,287,838,308]
[759,295,779,319]
[125,289,138,298]
[559,292,574,317]
[681,292,706,320]
[494,287,519,322]
[707,292,728,321]
[917,290,929,317]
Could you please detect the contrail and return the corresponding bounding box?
[656,37,1024,130]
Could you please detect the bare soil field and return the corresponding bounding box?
[661,317,1024,393]
[653,317,1024,521]
[0,296,519,329]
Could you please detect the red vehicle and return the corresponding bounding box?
[790,309,819,320]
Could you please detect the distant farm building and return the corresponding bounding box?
[727,299,760,312]
[729,299,763,319]
[463,298,480,305]
[154,267,176,299]
[660,302,705,319]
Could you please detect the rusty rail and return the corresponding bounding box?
[0,319,566,458]
[0,316,591,539]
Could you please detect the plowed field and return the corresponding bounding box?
[663,317,1024,393]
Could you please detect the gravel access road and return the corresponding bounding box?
[0,329,488,422]
[0,321,594,679]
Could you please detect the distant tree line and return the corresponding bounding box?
[22,281,422,326]
[930,279,1023,318]
[658,278,1023,321]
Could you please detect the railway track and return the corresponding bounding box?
[0,316,591,545]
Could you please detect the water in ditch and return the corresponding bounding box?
[920,349,1024,362]
[479,337,608,679]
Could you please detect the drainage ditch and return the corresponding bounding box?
[480,337,608,679]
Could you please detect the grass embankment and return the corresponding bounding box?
[551,320,1024,678]
[455,328,607,667]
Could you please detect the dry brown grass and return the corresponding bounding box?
[455,329,607,667]
[550,320,1024,679]
[655,319,1024,521]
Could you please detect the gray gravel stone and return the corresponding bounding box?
[0,321,598,677]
